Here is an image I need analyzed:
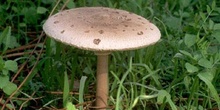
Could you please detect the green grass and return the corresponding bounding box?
[0,0,220,110]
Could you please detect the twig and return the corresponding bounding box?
[3,50,45,59]
[61,0,70,10]
[2,43,39,54]
[1,32,45,110]
[19,92,36,110]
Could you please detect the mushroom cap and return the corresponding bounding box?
[43,7,161,51]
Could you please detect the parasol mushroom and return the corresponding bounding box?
[43,7,161,109]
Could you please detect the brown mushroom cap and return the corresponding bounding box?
[43,7,161,51]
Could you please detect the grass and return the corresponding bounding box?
[0,0,220,110]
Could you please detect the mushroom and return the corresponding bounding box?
[43,7,160,109]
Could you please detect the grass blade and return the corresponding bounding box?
[198,72,220,109]
[79,76,87,110]
[63,71,70,107]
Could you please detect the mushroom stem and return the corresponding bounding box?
[95,52,110,109]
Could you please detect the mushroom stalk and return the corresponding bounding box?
[95,52,110,109]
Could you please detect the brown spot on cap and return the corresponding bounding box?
[98,30,104,34]
[122,15,127,17]
[84,30,90,33]
[54,21,59,24]
[70,25,74,27]
[111,27,117,29]
[86,20,92,24]
[115,11,119,14]
[61,30,65,34]
[93,39,101,45]
[103,9,108,11]
[129,12,133,14]
[124,25,128,27]
[137,31,143,35]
